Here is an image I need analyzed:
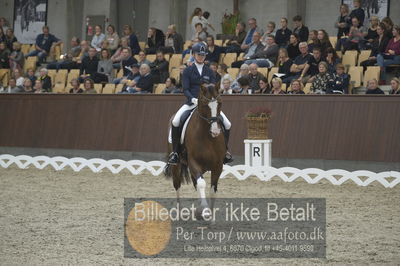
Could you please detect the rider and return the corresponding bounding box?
[168,42,233,165]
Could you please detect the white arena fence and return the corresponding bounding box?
[0,154,399,188]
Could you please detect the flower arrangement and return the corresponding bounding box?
[245,107,272,119]
[221,11,240,35]
[246,107,272,139]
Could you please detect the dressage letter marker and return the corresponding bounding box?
[244,139,272,167]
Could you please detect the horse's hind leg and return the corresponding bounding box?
[172,165,181,203]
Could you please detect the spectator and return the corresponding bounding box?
[365,78,384,94]
[292,15,309,42]
[256,77,269,94]
[94,48,113,83]
[69,78,83,94]
[225,22,247,53]
[232,31,264,68]
[365,16,379,49]
[119,64,141,93]
[325,47,340,73]
[377,25,400,84]
[163,24,184,54]
[79,47,99,82]
[1,78,21,93]
[33,80,44,93]
[283,42,312,85]
[83,78,97,94]
[132,64,154,93]
[221,78,233,94]
[26,68,36,84]
[37,68,52,92]
[248,63,264,92]
[105,25,119,53]
[308,30,319,53]
[47,37,81,70]
[91,25,105,52]
[13,68,24,87]
[21,78,33,93]
[111,37,130,67]
[0,42,10,69]
[162,77,181,94]
[189,7,204,40]
[275,17,292,47]
[311,61,333,94]
[5,28,17,52]
[113,47,138,84]
[209,62,221,83]
[389,77,400,95]
[287,33,301,59]
[327,63,349,94]
[218,63,233,90]
[270,77,285,94]
[360,23,389,69]
[193,23,207,42]
[288,79,305,94]
[302,46,323,83]
[236,76,251,94]
[381,17,394,39]
[0,17,9,33]
[262,21,276,44]
[202,11,215,34]
[349,0,365,26]
[231,63,249,92]
[205,36,222,64]
[100,39,111,55]
[241,18,263,50]
[146,27,165,54]
[26,25,61,63]
[317,29,333,56]
[277,48,293,79]
[343,17,367,52]
[176,65,186,90]
[245,34,279,68]
[150,50,169,83]
[335,4,351,44]
[122,25,140,55]
[0,27,5,44]
[137,50,151,66]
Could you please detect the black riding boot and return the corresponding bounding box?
[223,129,233,164]
[168,126,180,165]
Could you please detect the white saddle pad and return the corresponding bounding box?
[168,111,195,145]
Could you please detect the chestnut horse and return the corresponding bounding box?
[164,83,225,218]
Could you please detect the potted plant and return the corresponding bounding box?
[221,11,240,35]
[245,107,272,139]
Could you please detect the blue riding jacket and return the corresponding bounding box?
[182,63,216,105]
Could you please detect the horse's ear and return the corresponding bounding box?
[200,83,208,94]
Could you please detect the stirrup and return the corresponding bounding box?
[168,152,179,165]
[223,151,233,164]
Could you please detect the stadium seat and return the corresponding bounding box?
[281,83,287,92]
[28,45,36,53]
[21,44,31,55]
[237,53,245,61]
[54,70,68,86]
[357,50,372,66]
[67,70,79,85]
[0,69,10,87]
[342,50,358,68]
[94,83,103,93]
[139,42,146,51]
[214,40,223,46]
[169,68,180,81]
[268,67,278,83]
[146,54,156,62]
[336,51,342,59]
[47,69,57,86]
[102,83,116,94]
[304,83,312,94]
[24,56,38,72]
[348,66,363,88]
[183,54,191,64]
[329,37,337,49]
[117,69,124,78]
[115,84,124,93]
[258,67,269,78]
[222,53,237,66]
[183,40,191,50]
[227,68,239,79]
[154,83,166,94]
[218,54,225,64]
[169,54,182,72]
[363,66,380,86]
[53,83,65,93]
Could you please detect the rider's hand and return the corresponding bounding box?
[191,98,198,105]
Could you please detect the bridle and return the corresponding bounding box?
[197,95,221,125]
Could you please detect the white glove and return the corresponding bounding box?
[191,98,198,105]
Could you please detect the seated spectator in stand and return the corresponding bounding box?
[193,23,207,42]
[13,68,24,87]
[111,37,130,68]
[377,25,400,84]
[288,79,305,94]
[349,0,365,26]
[26,68,36,84]
[311,61,333,94]
[270,77,286,94]
[150,50,169,84]
[37,68,52,92]
[317,29,333,56]
[218,63,233,90]
[365,16,379,49]
[365,78,384,94]
[360,23,389,69]
[382,17,394,39]
[292,15,309,42]
[209,62,221,83]
[342,17,367,52]
[83,78,97,94]
[137,50,151,66]
[105,25,119,53]
[122,25,140,55]
[244,34,279,68]
[335,4,351,48]
[26,26,61,63]
[327,63,349,94]
[118,64,141,93]
[205,36,222,64]
[33,80,44,93]
[236,76,251,94]
[283,42,312,85]
[94,48,113,83]
[189,7,204,40]
[100,40,112,56]
[257,76,270,94]
[277,48,293,79]
[308,30,319,52]
[220,79,233,94]
[232,31,264,68]
[162,77,181,94]
[21,78,33,93]
[287,33,301,59]
[60,40,89,70]
[275,17,292,47]
[69,78,83,94]
[176,64,186,89]
[241,18,263,51]
[79,47,99,83]
[91,25,105,52]
[302,46,323,83]
[130,64,154,93]
[0,27,5,43]
[248,63,264,92]
[0,42,10,69]
[112,47,137,84]
[163,24,184,54]
[47,37,81,70]
[5,28,17,52]
[0,78,21,93]
[325,47,340,73]
[389,77,400,95]
[225,22,247,53]
[146,27,165,54]
[261,22,276,44]
[231,63,249,92]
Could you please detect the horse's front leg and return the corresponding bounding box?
[189,161,210,219]
[210,166,222,218]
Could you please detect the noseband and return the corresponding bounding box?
[198,95,221,125]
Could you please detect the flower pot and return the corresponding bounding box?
[246,116,269,139]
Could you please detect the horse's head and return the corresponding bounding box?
[198,83,222,138]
